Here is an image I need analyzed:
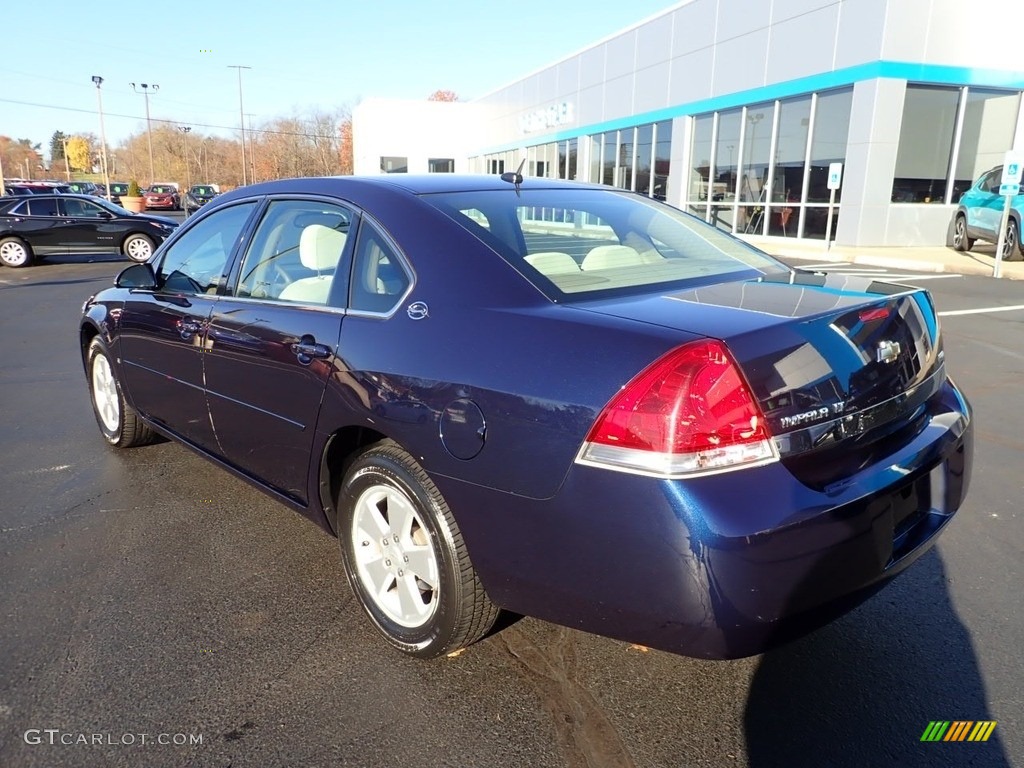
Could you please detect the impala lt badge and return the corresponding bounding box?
[877,340,902,364]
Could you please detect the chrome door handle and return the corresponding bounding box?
[291,336,331,364]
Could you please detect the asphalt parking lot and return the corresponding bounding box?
[0,252,1021,768]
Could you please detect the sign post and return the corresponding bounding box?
[993,151,1023,279]
[825,163,842,250]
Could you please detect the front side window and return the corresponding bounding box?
[234,199,352,305]
[61,198,105,218]
[157,202,256,294]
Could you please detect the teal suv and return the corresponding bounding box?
[952,166,1024,260]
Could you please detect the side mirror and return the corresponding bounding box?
[98,211,113,219]
[115,263,158,290]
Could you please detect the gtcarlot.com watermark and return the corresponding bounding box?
[24,729,203,747]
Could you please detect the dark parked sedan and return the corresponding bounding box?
[79,175,973,660]
[184,184,218,213]
[0,194,177,267]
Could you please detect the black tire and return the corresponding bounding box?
[337,440,498,658]
[86,337,156,448]
[952,215,974,252]
[0,236,33,268]
[122,233,155,263]
[1004,219,1023,261]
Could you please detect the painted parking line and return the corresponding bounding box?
[938,304,1024,317]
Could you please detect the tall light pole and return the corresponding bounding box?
[92,76,112,199]
[61,135,71,181]
[130,82,159,184]
[179,126,192,215]
[228,65,251,186]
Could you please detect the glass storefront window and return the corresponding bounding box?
[617,128,635,190]
[953,88,1021,200]
[738,103,774,235]
[771,96,811,204]
[715,110,742,209]
[590,135,602,183]
[653,120,672,201]
[635,124,653,195]
[428,158,454,173]
[380,156,407,174]
[688,115,714,205]
[892,85,959,203]
[808,88,853,206]
[603,133,616,186]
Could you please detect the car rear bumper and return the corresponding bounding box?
[438,378,972,659]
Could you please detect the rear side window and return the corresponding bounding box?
[349,220,411,314]
[27,198,58,216]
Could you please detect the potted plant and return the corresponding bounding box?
[120,180,146,213]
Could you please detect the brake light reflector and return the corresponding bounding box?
[577,340,777,477]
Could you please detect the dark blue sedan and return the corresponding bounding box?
[79,174,973,659]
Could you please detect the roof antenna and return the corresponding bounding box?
[500,159,526,196]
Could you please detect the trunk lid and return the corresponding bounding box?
[572,271,944,485]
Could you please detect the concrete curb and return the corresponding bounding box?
[745,238,1024,280]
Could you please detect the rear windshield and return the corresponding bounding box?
[420,188,786,300]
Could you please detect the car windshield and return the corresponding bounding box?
[150,186,174,194]
[191,186,214,195]
[421,188,789,300]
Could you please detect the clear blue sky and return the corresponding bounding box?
[1,0,680,156]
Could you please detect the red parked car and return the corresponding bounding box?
[143,184,180,211]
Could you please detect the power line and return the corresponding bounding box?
[0,97,348,141]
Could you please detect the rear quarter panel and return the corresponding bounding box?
[315,191,697,500]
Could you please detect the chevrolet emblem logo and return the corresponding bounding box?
[876,340,901,364]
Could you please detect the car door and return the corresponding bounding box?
[118,201,258,450]
[17,197,68,254]
[202,198,353,502]
[58,197,116,252]
[967,169,1002,237]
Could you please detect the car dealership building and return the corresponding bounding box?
[353,0,1024,247]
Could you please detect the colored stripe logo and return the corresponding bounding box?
[921,721,997,742]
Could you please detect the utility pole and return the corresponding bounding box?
[92,76,112,200]
[179,126,192,214]
[246,113,257,183]
[130,82,159,184]
[228,65,251,186]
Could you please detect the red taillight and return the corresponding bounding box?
[577,340,777,477]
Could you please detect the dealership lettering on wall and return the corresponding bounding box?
[519,102,575,134]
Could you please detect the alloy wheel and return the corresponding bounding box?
[91,353,120,433]
[351,483,440,628]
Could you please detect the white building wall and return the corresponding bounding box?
[353,0,1024,245]
[352,99,481,176]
